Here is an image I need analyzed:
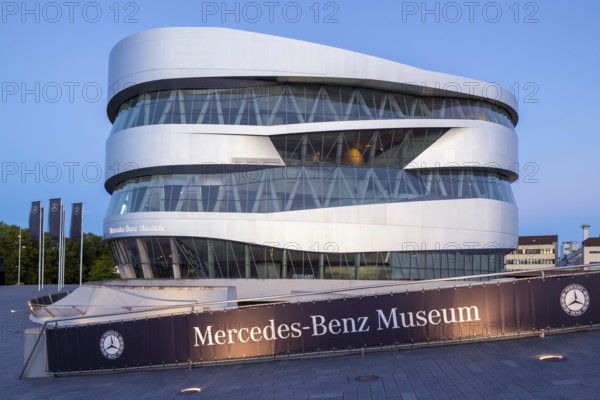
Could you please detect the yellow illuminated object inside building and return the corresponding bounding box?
[343,148,364,165]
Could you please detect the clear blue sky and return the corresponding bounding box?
[1,0,599,245]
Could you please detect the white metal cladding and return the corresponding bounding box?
[105,120,516,184]
[107,28,518,122]
[103,199,518,252]
[407,123,518,173]
[105,127,285,182]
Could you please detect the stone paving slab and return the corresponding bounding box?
[2,285,600,399]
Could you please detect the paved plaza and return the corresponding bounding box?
[2,285,599,399]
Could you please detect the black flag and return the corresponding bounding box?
[70,203,83,241]
[49,198,62,241]
[28,201,41,241]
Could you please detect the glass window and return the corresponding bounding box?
[111,83,516,134]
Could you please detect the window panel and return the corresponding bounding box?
[111,83,516,134]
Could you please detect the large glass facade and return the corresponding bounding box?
[107,127,515,216]
[107,168,514,216]
[270,128,446,168]
[110,237,507,280]
[111,83,515,133]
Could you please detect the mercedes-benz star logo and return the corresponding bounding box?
[100,330,125,360]
[560,284,590,316]
[74,207,80,216]
[51,203,59,212]
[32,205,39,214]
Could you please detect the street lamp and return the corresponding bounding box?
[17,227,22,285]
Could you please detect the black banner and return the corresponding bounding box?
[70,203,83,241]
[48,198,61,241]
[28,201,41,241]
[46,273,600,373]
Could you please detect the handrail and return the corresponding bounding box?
[31,264,600,325]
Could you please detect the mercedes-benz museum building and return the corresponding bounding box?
[104,28,519,281]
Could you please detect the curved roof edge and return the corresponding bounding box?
[107,27,518,124]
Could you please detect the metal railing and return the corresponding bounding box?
[20,264,600,378]
[28,291,71,308]
[27,264,600,318]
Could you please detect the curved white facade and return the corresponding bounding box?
[104,28,519,280]
[106,28,518,123]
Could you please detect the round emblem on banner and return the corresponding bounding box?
[32,205,39,214]
[74,207,80,216]
[51,203,59,212]
[560,284,590,316]
[100,330,125,360]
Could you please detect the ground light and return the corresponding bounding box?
[178,387,202,396]
[538,354,567,362]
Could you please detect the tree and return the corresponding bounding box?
[81,232,112,281]
[0,222,31,284]
[87,255,120,281]
[0,221,115,285]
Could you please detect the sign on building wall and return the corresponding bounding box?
[46,274,599,373]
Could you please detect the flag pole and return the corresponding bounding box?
[59,206,66,290]
[62,206,66,290]
[17,227,21,285]
[41,207,45,290]
[37,210,42,291]
[79,204,84,286]
[58,205,62,291]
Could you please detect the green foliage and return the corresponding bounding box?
[0,222,116,285]
[87,255,120,282]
